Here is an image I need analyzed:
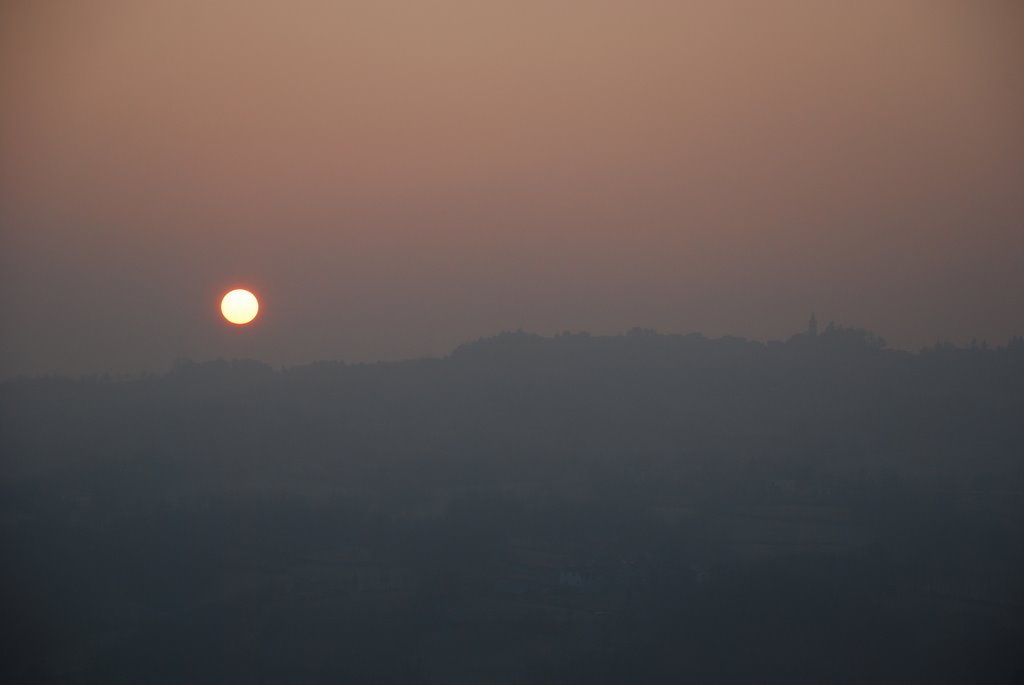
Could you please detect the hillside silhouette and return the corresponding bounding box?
[2,325,1023,683]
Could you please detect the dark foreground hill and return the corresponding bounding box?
[2,328,1023,683]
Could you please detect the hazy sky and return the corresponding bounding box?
[2,0,1022,376]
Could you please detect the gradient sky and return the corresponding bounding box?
[2,0,1022,377]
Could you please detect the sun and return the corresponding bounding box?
[220,288,259,325]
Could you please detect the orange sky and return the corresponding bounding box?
[2,0,1022,376]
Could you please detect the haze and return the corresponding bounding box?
[2,0,1022,376]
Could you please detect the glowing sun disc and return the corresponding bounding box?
[220,288,259,325]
